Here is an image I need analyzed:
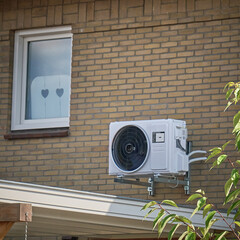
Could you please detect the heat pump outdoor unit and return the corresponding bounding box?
[109,119,188,177]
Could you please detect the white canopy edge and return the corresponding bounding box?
[0,180,233,238]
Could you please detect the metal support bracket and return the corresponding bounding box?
[114,175,190,196]
[153,174,190,195]
[114,176,155,196]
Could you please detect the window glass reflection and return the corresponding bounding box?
[25,38,71,120]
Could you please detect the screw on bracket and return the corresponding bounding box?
[148,177,154,196]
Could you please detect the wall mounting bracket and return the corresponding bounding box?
[114,174,189,196]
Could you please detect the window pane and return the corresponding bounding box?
[25,38,71,120]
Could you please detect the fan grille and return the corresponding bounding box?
[112,125,148,172]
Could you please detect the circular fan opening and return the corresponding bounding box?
[112,125,149,172]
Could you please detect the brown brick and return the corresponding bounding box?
[87,2,94,21]
[32,7,47,17]
[144,0,152,15]
[160,53,177,59]
[128,7,143,17]
[54,5,62,24]
[169,69,185,75]
[161,3,177,13]
[196,0,212,10]
[178,0,186,12]
[46,6,54,25]
[78,3,87,22]
[204,66,220,72]
[95,10,110,20]
[110,0,119,18]
[32,16,46,27]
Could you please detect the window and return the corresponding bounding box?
[11,26,72,131]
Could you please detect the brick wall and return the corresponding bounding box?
[0,0,240,206]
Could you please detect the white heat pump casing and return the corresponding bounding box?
[109,119,188,177]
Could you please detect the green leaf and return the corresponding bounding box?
[196,189,205,195]
[224,178,233,197]
[236,139,240,151]
[234,221,240,227]
[186,193,202,202]
[236,160,240,165]
[179,231,188,240]
[207,148,222,161]
[217,154,227,165]
[210,159,218,170]
[233,122,240,134]
[158,214,176,237]
[234,209,240,220]
[203,204,212,218]
[200,227,211,239]
[231,168,239,178]
[209,147,222,152]
[225,189,240,204]
[215,231,228,240]
[235,133,240,151]
[226,88,234,100]
[224,82,235,91]
[143,207,158,220]
[227,200,240,216]
[185,232,196,240]
[205,219,219,233]
[162,200,178,208]
[168,224,180,240]
[197,197,207,209]
[153,209,165,230]
[222,140,231,151]
[231,169,239,186]
[191,207,199,218]
[205,211,216,228]
[233,112,240,128]
[141,201,157,210]
[235,130,240,139]
[191,197,206,218]
[175,215,192,225]
[224,100,233,111]
[234,87,240,102]
[199,227,205,236]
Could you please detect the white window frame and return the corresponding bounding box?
[11,26,72,131]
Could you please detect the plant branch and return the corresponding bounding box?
[158,203,202,239]
[210,202,240,240]
[227,157,236,169]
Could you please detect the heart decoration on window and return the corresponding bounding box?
[41,89,49,98]
[56,88,64,97]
